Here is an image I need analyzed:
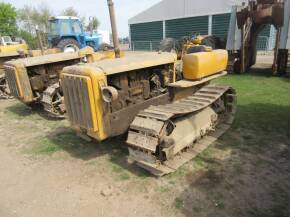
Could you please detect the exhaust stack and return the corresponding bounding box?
[107,0,120,58]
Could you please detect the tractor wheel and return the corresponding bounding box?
[57,39,80,53]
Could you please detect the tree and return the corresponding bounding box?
[61,7,87,28]
[18,4,53,34]
[0,2,17,36]
[17,5,34,34]
[35,5,53,32]
[18,30,38,49]
[87,17,100,32]
[62,7,79,17]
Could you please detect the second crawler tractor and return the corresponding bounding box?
[4,47,119,117]
[60,50,237,176]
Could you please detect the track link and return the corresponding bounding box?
[127,85,237,176]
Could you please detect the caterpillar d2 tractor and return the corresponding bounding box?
[4,47,121,118]
[59,0,237,176]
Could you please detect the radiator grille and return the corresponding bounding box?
[5,66,20,97]
[61,74,95,130]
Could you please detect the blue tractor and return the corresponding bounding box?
[48,16,100,52]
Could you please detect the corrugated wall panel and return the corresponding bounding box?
[166,16,209,39]
[130,21,163,50]
[257,25,271,50]
[212,13,231,39]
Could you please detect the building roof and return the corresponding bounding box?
[129,0,246,24]
[50,16,80,21]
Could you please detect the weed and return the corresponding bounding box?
[158,186,170,193]
[111,164,131,181]
[112,164,124,173]
[211,192,225,209]
[192,206,202,215]
[119,172,130,181]
[174,198,184,209]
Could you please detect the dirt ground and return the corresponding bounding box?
[1,56,290,217]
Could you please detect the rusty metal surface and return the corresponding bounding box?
[4,66,19,97]
[252,3,284,27]
[108,94,170,137]
[84,52,177,76]
[4,48,91,117]
[6,52,82,67]
[4,64,33,101]
[234,0,285,73]
[107,0,120,58]
[168,71,227,88]
[0,52,20,58]
[127,85,237,176]
[40,83,66,118]
[61,74,94,129]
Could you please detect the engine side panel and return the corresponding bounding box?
[61,54,176,141]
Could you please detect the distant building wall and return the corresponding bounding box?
[129,0,273,51]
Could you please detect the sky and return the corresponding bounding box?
[3,0,161,37]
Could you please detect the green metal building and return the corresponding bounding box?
[129,0,275,51]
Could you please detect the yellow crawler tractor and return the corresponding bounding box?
[0,35,60,99]
[4,47,120,118]
[0,36,28,98]
[59,0,237,176]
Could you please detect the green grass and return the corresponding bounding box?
[26,130,88,155]
[173,72,290,216]
[214,73,290,134]
[111,164,131,181]
[158,186,170,193]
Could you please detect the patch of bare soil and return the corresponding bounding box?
[1,98,290,217]
[0,100,176,217]
[175,130,290,217]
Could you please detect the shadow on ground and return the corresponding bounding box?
[44,128,151,177]
[174,103,290,217]
[232,62,290,78]
[6,102,63,121]
[42,100,290,185]
[6,103,35,117]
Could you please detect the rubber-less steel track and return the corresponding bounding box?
[0,74,11,99]
[127,85,237,176]
[41,83,65,119]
